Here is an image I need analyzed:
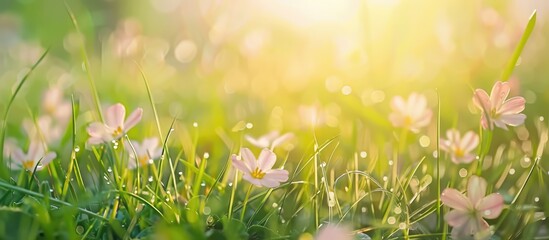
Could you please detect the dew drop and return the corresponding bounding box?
[387,217,396,224]
[178,171,183,176]
[360,151,367,158]
[193,122,198,127]
[320,162,327,168]
[245,123,253,129]
[74,146,80,152]
[341,85,352,95]
[509,168,516,175]
[107,167,113,173]
[398,222,406,230]
[200,182,206,187]
[203,152,210,159]
[228,182,233,187]
[388,160,393,166]
[49,189,54,193]
[394,207,402,214]
[383,176,388,182]
[361,207,367,213]
[459,168,468,178]
[203,206,211,215]
[76,225,84,235]
[484,210,492,216]
[148,176,154,182]
[534,197,540,202]
[272,203,278,208]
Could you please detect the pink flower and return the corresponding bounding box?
[440,129,479,164]
[473,81,526,130]
[315,224,353,240]
[42,85,71,124]
[389,93,432,132]
[125,138,162,169]
[5,140,56,171]
[441,176,504,239]
[23,116,64,145]
[231,148,289,188]
[245,131,294,149]
[87,103,143,145]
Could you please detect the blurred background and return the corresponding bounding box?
[0,0,547,167]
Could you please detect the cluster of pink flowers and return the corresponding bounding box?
[387,80,525,238]
[3,85,71,171]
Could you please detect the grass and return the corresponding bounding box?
[0,2,547,240]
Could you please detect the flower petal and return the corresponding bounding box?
[460,131,479,152]
[240,148,257,170]
[499,114,526,127]
[9,147,26,163]
[467,175,487,205]
[231,154,251,174]
[476,193,504,219]
[245,135,269,148]
[445,209,471,227]
[87,122,108,138]
[242,174,263,187]
[259,178,280,188]
[498,97,525,115]
[87,136,106,145]
[27,140,43,161]
[265,169,289,182]
[441,188,471,211]
[271,132,293,149]
[123,108,143,131]
[472,89,491,113]
[105,103,126,128]
[390,96,406,112]
[489,81,510,110]
[36,152,56,171]
[257,148,276,170]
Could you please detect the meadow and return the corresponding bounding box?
[0,0,548,239]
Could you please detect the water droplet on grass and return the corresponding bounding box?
[148,176,154,182]
[74,146,80,152]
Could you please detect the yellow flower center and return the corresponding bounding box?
[404,116,413,126]
[454,148,464,158]
[22,160,35,170]
[251,168,266,179]
[112,126,123,137]
[139,155,150,166]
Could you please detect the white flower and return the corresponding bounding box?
[389,93,432,133]
[6,140,56,171]
[126,138,162,169]
[87,103,143,145]
[231,148,289,188]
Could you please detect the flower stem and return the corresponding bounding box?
[240,184,253,222]
[476,129,493,175]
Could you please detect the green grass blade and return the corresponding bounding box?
[500,10,536,81]
[0,180,107,221]
[0,48,49,180]
[64,1,104,122]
